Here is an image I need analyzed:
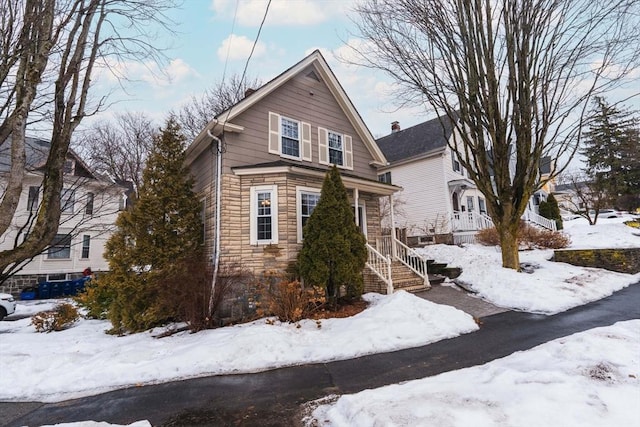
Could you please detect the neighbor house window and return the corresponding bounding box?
[61,188,75,213]
[466,196,475,212]
[478,197,487,215]
[378,172,392,184]
[296,187,321,242]
[27,186,39,211]
[85,192,94,215]
[451,148,461,173]
[81,235,90,259]
[280,117,300,158]
[48,234,71,259]
[47,273,68,281]
[250,185,278,245]
[328,131,344,166]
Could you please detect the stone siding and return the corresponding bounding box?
[553,248,640,274]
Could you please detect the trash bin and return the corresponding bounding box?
[20,287,36,300]
[38,282,51,299]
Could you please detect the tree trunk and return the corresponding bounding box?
[498,222,520,270]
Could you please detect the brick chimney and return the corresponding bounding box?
[391,121,400,132]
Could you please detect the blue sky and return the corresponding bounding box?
[91,0,421,138]
[89,0,639,144]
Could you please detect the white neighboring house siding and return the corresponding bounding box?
[0,174,121,282]
[384,153,450,236]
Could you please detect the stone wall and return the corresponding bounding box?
[1,272,85,296]
[553,248,640,274]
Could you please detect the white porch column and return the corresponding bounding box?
[389,194,396,258]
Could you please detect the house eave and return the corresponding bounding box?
[232,164,401,196]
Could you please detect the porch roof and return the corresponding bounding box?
[232,160,401,196]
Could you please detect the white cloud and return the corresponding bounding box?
[211,0,351,26]
[217,34,267,62]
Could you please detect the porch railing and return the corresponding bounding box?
[392,238,430,286]
[522,209,557,231]
[365,243,393,295]
[451,211,494,231]
[376,235,430,287]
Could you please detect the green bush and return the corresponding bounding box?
[31,303,80,333]
[74,278,114,319]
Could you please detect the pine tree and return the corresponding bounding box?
[298,166,367,306]
[582,97,640,210]
[539,194,563,230]
[100,117,203,333]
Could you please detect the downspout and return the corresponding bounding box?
[207,129,222,315]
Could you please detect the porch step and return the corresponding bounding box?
[428,274,447,285]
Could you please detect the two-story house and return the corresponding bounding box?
[376,115,556,245]
[186,50,430,295]
[0,137,125,294]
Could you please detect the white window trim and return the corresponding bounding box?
[279,116,302,161]
[319,127,353,170]
[296,186,321,243]
[250,185,278,245]
[61,187,75,214]
[268,112,311,162]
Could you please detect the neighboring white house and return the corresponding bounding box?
[0,137,126,294]
[376,116,556,245]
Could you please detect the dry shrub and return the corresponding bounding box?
[157,257,250,332]
[258,280,326,323]
[476,227,500,246]
[31,302,80,333]
[476,221,570,249]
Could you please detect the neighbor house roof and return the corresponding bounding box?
[0,136,98,179]
[187,50,388,167]
[375,114,455,164]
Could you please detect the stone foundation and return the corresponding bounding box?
[553,248,640,274]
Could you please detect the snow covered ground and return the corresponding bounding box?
[417,215,640,314]
[0,292,478,402]
[307,319,640,427]
[0,215,638,426]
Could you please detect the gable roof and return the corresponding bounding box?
[188,50,387,167]
[0,136,98,179]
[375,114,455,164]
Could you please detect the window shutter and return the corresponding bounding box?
[344,135,353,169]
[268,112,280,154]
[318,127,328,165]
[301,122,312,161]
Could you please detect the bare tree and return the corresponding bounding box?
[556,171,609,225]
[75,112,156,195]
[0,0,177,276]
[174,73,262,142]
[352,0,640,269]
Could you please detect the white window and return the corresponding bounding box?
[451,148,461,173]
[281,117,300,158]
[478,197,487,215]
[296,187,321,242]
[85,192,94,215]
[378,172,392,184]
[268,112,312,161]
[328,131,344,166]
[466,196,475,212]
[250,185,278,245]
[81,235,90,259]
[27,186,39,211]
[48,234,71,259]
[61,188,75,214]
[318,127,353,169]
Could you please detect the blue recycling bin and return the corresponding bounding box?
[38,282,51,299]
[49,282,63,298]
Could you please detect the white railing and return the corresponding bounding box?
[365,243,393,295]
[377,235,393,256]
[391,238,430,287]
[451,211,494,231]
[522,209,557,231]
